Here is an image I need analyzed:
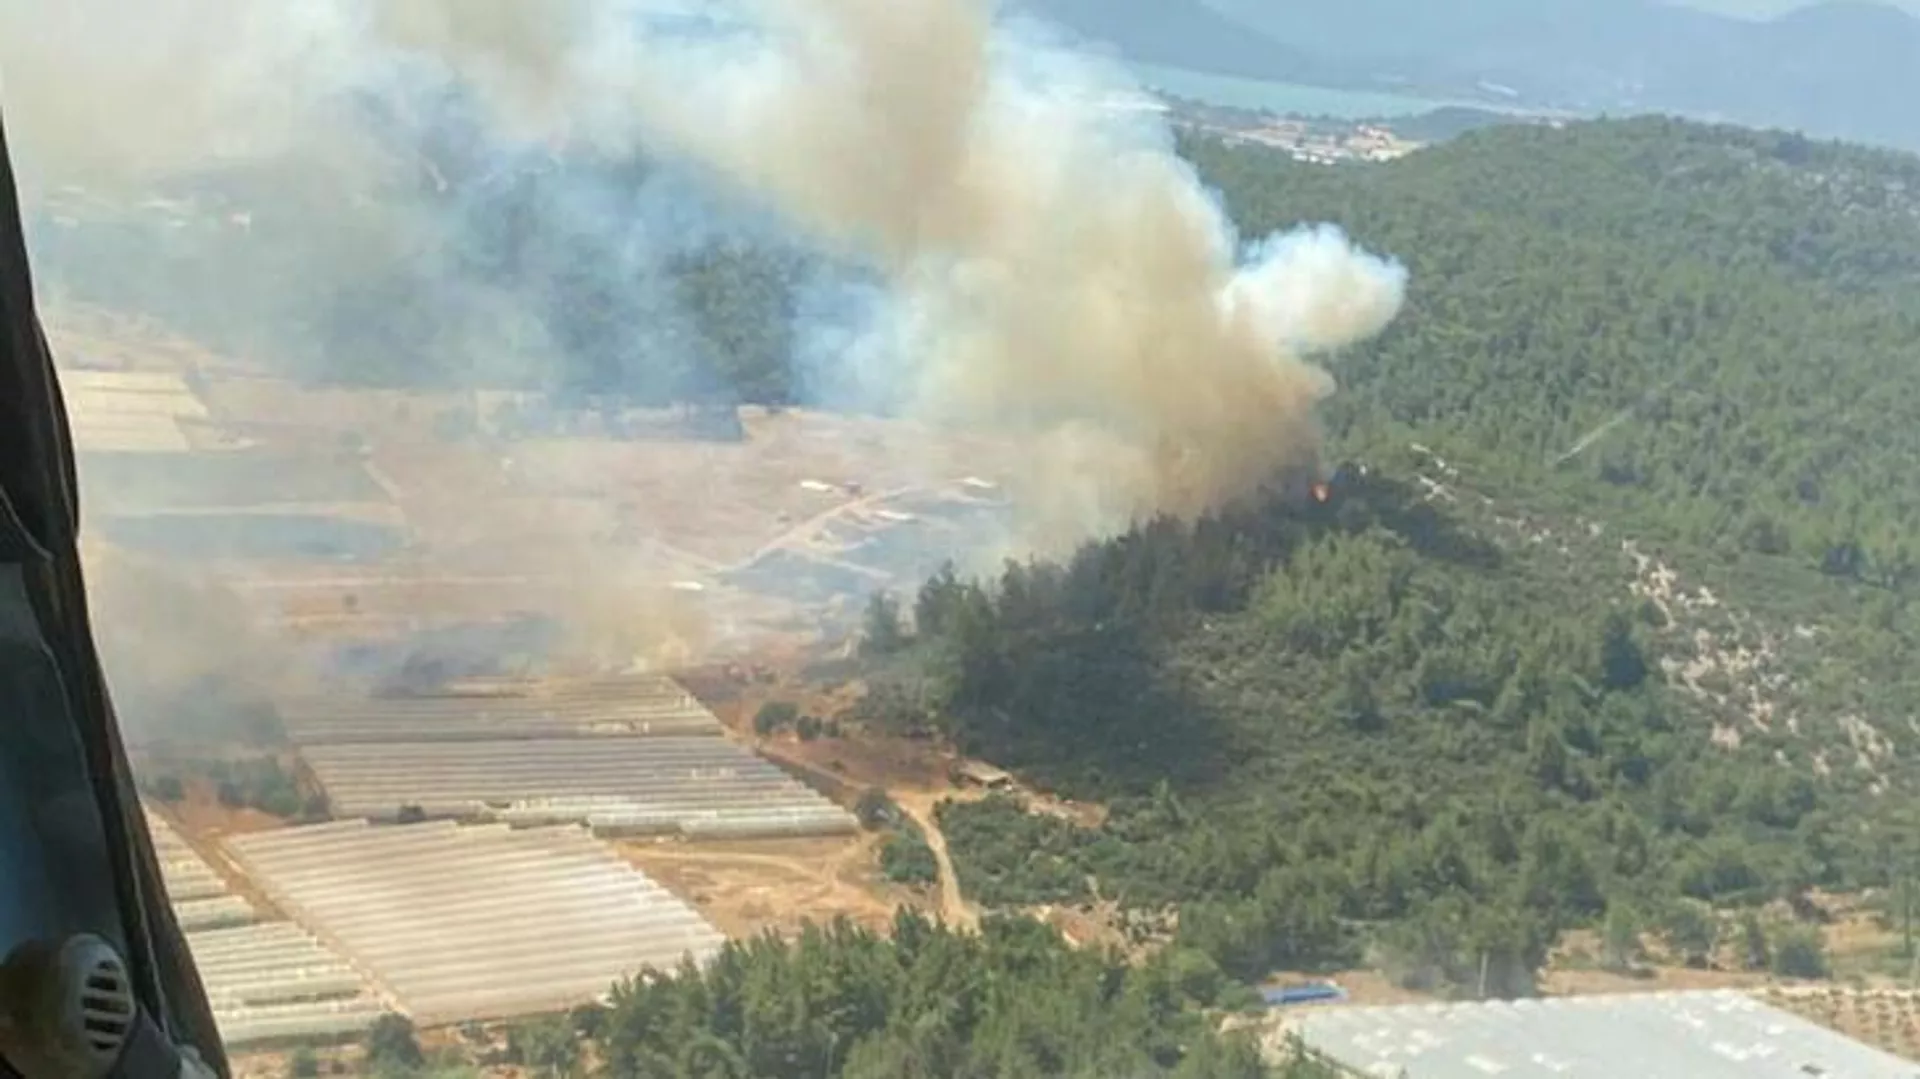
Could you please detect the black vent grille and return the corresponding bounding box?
[74,953,134,1056]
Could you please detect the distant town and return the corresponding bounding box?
[1198,115,1423,165]
[1155,92,1563,166]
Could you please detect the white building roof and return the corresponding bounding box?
[1294,990,1920,1079]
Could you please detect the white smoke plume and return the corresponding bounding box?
[0,0,1408,690]
[565,0,1407,532]
[2,0,1406,514]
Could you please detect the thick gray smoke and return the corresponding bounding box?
[359,0,1411,534]
[0,0,1407,697]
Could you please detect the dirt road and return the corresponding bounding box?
[735,737,985,932]
[896,793,979,931]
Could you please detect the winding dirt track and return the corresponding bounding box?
[710,742,983,930]
[895,792,980,931]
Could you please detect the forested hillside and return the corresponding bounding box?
[861,472,1841,995]
[497,913,1346,1079]
[1188,117,1920,582]
[842,117,1920,998]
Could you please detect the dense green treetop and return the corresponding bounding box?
[586,912,1298,1079]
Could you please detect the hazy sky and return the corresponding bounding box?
[1684,0,1920,15]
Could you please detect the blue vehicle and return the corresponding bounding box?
[1260,981,1348,1008]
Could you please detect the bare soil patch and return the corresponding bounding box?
[619,835,919,940]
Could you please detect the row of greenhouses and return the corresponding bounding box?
[144,808,385,1049]
[278,674,724,744]
[301,736,858,836]
[224,818,727,1026]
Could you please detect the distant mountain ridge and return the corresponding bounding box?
[1007,0,1322,81]
[1020,0,1920,150]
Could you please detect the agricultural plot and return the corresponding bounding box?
[77,450,388,512]
[96,513,407,564]
[278,675,723,743]
[301,738,858,839]
[144,809,383,1048]
[224,819,727,1026]
[61,369,207,454]
[288,676,859,839]
[148,809,230,905]
[1768,985,1920,1063]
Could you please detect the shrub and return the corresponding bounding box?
[880,832,938,885]
[569,1002,608,1040]
[147,774,185,802]
[1737,911,1771,972]
[152,757,308,818]
[1600,905,1643,972]
[364,1013,424,1075]
[1770,924,1830,979]
[1658,900,1718,968]
[855,788,898,830]
[754,701,799,736]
